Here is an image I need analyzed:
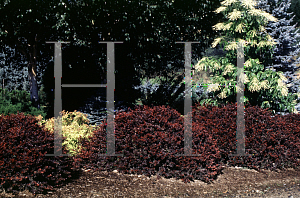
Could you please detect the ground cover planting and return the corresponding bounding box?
[1,102,300,197]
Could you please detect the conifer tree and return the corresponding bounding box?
[194,0,300,115]
[288,0,300,26]
[257,0,300,114]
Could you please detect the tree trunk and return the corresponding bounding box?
[28,37,40,111]
[6,34,41,110]
[28,36,40,110]
[28,62,40,109]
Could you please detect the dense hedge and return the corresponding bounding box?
[1,102,300,195]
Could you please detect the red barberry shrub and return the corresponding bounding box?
[278,113,300,139]
[74,102,300,184]
[192,102,300,171]
[0,112,82,195]
[76,105,223,183]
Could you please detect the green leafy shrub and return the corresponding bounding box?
[0,88,47,119]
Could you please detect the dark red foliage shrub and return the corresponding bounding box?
[0,112,82,196]
[75,102,300,183]
[278,113,300,139]
[192,102,300,171]
[3,101,300,194]
[76,105,223,183]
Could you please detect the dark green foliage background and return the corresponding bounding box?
[0,0,299,118]
[0,88,47,119]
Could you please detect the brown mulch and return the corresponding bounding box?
[1,165,300,198]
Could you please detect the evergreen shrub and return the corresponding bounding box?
[0,88,47,120]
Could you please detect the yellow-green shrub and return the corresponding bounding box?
[34,110,101,157]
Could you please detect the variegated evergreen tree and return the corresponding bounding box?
[194,0,300,115]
